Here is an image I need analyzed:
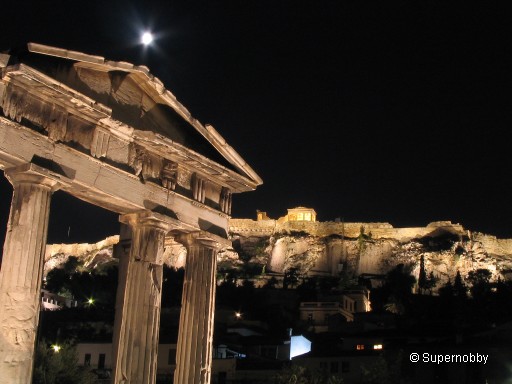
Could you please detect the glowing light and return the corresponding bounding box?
[290,335,311,359]
[373,344,383,350]
[52,344,61,353]
[141,32,154,46]
[235,312,242,319]
[87,298,94,305]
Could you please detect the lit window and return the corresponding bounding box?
[356,344,365,350]
[304,212,311,221]
[297,213,304,221]
[373,344,383,350]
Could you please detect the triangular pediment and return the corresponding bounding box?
[7,43,262,190]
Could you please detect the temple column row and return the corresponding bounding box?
[111,223,224,384]
[0,164,224,384]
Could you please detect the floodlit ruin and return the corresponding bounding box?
[0,43,261,384]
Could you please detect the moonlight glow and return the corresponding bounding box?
[141,32,154,46]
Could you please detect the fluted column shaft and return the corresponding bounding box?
[112,211,174,384]
[174,233,222,384]
[0,168,59,384]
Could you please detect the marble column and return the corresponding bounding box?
[0,165,60,384]
[111,210,176,384]
[174,232,226,384]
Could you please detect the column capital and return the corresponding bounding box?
[119,209,182,234]
[177,231,231,250]
[4,163,70,191]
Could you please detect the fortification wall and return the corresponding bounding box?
[229,218,467,242]
[472,233,512,256]
[229,219,276,236]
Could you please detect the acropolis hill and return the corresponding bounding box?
[227,207,512,286]
[44,207,512,289]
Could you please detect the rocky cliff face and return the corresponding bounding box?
[43,220,512,290]
[230,221,512,289]
[44,236,120,275]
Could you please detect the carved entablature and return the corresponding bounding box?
[220,187,232,215]
[192,173,207,204]
[160,160,178,190]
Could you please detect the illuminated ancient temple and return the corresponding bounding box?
[285,207,317,222]
[0,43,261,384]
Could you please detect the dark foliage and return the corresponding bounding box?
[33,340,96,384]
[418,255,427,294]
[44,257,118,309]
[371,264,416,314]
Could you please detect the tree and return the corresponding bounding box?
[275,365,309,384]
[438,279,454,298]
[62,256,80,274]
[318,276,339,292]
[467,268,492,299]
[361,350,410,384]
[44,258,118,310]
[382,264,416,314]
[453,270,467,299]
[425,271,438,295]
[33,340,96,384]
[274,365,343,384]
[263,276,279,289]
[283,268,300,289]
[418,255,427,294]
[296,277,317,301]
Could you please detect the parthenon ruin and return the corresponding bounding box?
[0,43,261,384]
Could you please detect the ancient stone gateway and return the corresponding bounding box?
[0,43,261,384]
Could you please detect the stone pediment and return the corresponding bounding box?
[1,42,262,193]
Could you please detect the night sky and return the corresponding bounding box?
[1,1,512,244]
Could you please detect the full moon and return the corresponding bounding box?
[141,32,153,46]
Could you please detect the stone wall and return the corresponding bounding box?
[472,233,512,256]
[230,218,467,242]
